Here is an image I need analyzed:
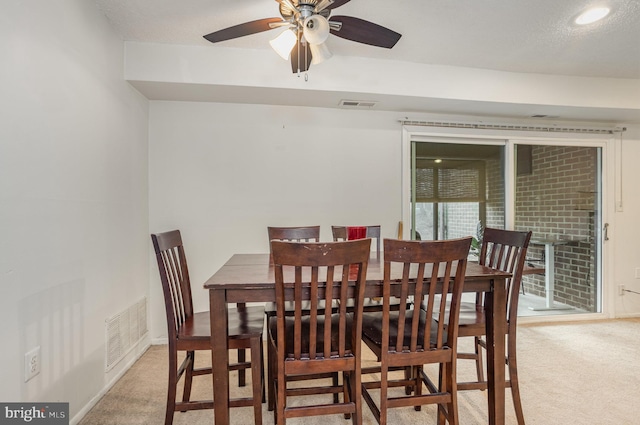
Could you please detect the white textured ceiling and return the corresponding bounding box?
[96,0,640,79]
[94,0,640,123]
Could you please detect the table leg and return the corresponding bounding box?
[484,277,506,425]
[529,242,573,311]
[210,288,230,425]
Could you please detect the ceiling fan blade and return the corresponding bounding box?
[203,17,284,43]
[325,0,351,10]
[329,16,401,48]
[290,40,312,73]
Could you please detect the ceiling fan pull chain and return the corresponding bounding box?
[297,34,301,76]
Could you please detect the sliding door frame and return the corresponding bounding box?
[402,124,618,321]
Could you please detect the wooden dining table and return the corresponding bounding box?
[204,252,511,425]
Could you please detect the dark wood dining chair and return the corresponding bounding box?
[265,226,322,321]
[268,239,371,425]
[333,225,402,313]
[268,225,321,242]
[361,237,472,425]
[452,227,531,425]
[365,225,381,254]
[331,225,381,255]
[151,230,265,425]
[265,225,326,409]
[331,225,348,241]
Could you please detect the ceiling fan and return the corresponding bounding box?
[203,0,402,73]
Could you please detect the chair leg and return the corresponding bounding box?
[508,345,526,425]
[449,380,459,425]
[414,366,422,411]
[439,362,458,425]
[250,337,263,425]
[404,366,413,395]
[181,351,195,407]
[275,368,286,425]
[349,371,363,425]
[379,365,388,425]
[165,349,178,425]
[238,348,246,387]
[236,303,248,388]
[267,339,275,411]
[260,340,266,403]
[343,372,351,419]
[474,337,485,385]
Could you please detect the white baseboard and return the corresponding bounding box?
[615,312,640,319]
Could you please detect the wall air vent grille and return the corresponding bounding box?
[105,298,148,371]
[400,120,624,135]
[339,100,377,108]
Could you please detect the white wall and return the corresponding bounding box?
[148,102,403,333]
[0,0,149,421]
[148,101,640,340]
[613,128,640,316]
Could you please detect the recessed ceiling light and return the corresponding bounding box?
[575,7,610,25]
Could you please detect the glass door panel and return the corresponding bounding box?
[514,144,602,314]
[411,141,505,243]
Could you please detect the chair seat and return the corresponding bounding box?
[458,302,486,326]
[362,309,443,350]
[268,313,354,358]
[178,306,265,343]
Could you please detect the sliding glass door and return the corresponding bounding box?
[410,137,604,316]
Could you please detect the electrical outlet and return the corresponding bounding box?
[24,346,40,382]
[619,284,625,296]
[635,268,640,279]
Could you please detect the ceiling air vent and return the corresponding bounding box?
[531,114,560,119]
[339,100,377,108]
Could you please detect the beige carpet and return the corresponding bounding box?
[79,318,640,424]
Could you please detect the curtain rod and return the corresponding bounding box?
[399,120,626,135]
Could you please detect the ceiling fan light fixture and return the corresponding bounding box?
[303,15,330,45]
[269,29,297,60]
[310,42,332,64]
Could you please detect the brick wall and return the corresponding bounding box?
[486,158,505,229]
[515,145,598,311]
